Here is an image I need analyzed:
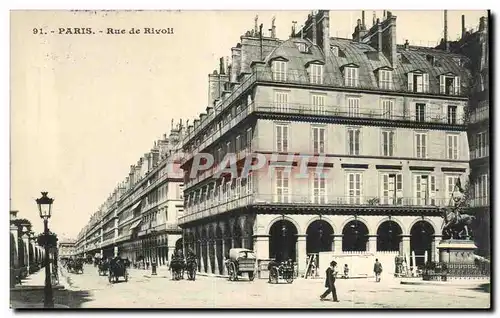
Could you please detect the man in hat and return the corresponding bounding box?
[320,261,339,302]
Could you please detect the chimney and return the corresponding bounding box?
[200,113,207,122]
[271,16,276,38]
[129,165,135,187]
[404,39,409,50]
[206,106,213,115]
[444,10,449,51]
[230,47,241,83]
[322,11,330,60]
[254,15,258,35]
[312,11,317,45]
[151,148,160,166]
[372,11,376,27]
[383,10,386,20]
[362,10,365,27]
[479,16,487,32]
[219,57,225,75]
[377,19,382,52]
[462,15,466,38]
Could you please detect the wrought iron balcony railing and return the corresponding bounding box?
[178,194,448,224]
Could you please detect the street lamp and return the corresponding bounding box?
[36,192,54,308]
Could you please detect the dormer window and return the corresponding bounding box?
[440,74,461,95]
[296,42,308,53]
[272,60,287,82]
[344,66,359,87]
[331,45,339,57]
[407,71,429,93]
[378,69,393,90]
[308,63,324,84]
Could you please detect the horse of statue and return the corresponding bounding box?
[440,204,475,239]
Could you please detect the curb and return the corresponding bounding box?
[400,279,490,286]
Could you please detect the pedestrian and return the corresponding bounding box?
[343,264,349,279]
[373,258,383,282]
[320,261,339,302]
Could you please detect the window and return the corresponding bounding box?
[276,124,289,152]
[407,72,429,93]
[347,97,360,117]
[381,99,394,119]
[344,67,359,87]
[414,175,435,205]
[415,103,426,122]
[474,174,489,206]
[475,131,488,158]
[347,172,362,204]
[447,134,459,160]
[379,70,393,90]
[347,128,360,155]
[312,94,325,115]
[275,170,290,203]
[246,127,253,149]
[309,64,324,84]
[247,173,253,194]
[235,135,241,153]
[272,60,287,81]
[446,175,461,203]
[447,106,457,124]
[312,126,326,153]
[415,132,427,158]
[226,141,232,154]
[440,75,461,95]
[380,173,402,205]
[381,130,395,157]
[274,91,289,112]
[296,42,307,52]
[312,173,327,204]
[331,46,339,57]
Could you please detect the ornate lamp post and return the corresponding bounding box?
[36,192,54,308]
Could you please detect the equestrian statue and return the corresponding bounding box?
[440,177,475,240]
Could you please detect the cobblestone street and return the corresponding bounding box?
[57,265,490,308]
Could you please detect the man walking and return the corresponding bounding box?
[320,261,339,302]
[374,258,383,282]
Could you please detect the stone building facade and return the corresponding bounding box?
[178,11,476,276]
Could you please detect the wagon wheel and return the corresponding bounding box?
[248,271,255,281]
[230,263,238,281]
[192,269,196,281]
[285,273,294,284]
[108,272,112,283]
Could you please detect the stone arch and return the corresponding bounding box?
[268,218,299,262]
[340,216,373,235]
[342,218,370,252]
[409,220,436,267]
[265,215,303,236]
[376,219,403,252]
[306,219,334,255]
[304,216,338,235]
[407,217,440,236]
[375,216,407,236]
[243,216,254,250]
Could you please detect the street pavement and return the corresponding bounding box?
[58,264,490,309]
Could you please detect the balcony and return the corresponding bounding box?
[181,100,464,169]
[178,193,448,225]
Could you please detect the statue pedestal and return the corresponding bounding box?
[437,239,477,264]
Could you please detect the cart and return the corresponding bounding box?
[226,248,256,282]
[108,259,129,283]
[268,260,294,284]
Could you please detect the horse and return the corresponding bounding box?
[170,256,185,280]
[185,254,197,281]
[441,208,475,239]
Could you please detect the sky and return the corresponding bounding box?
[9,10,487,239]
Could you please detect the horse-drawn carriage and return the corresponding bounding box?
[67,258,84,274]
[185,253,197,281]
[97,259,109,276]
[108,258,129,283]
[170,252,185,281]
[268,259,294,284]
[225,248,256,282]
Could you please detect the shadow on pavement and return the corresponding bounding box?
[11,287,93,309]
[467,283,490,293]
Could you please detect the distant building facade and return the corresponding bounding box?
[74,127,185,267]
[58,240,76,258]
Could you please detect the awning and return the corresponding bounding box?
[129,219,142,230]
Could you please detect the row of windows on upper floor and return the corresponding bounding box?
[270,60,463,95]
[183,170,468,208]
[184,94,463,156]
[201,123,464,168]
